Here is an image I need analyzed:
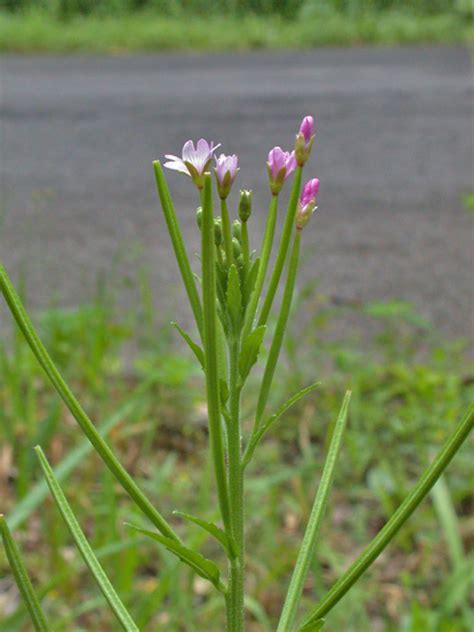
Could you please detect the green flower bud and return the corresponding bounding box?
[232,219,242,242]
[195,206,203,229]
[238,189,252,222]
[232,237,241,259]
[214,217,223,247]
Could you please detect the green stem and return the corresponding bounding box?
[254,230,301,430]
[277,392,351,632]
[257,167,303,328]
[242,195,278,341]
[299,404,474,629]
[153,161,203,339]
[241,221,250,272]
[0,265,180,543]
[221,198,234,266]
[201,174,232,534]
[227,336,245,632]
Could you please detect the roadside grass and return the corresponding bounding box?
[0,9,471,54]
[0,277,473,630]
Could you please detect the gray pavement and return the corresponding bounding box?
[0,47,472,339]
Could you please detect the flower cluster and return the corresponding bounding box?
[163,115,319,230]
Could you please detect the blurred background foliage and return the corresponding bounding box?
[0,0,469,18]
[1,268,472,630]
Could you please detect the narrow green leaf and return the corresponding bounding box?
[35,447,139,632]
[430,475,464,570]
[8,400,137,531]
[226,264,242,330]
[173,510,237,559]
[300,403,474,627]
[239,325,266,382]
[277,391,351,632]
[243,257,260,307]
[171,322,205,369]
[0,515,50,632]
[243,381,321,468]
[0,264,179,543]
[298,619,325,632]
[153,161,203,338]
[126,523,226,593]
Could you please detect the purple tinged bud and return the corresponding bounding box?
[296,178,320,230]
[267,147,297,195]
[214,153,239,199]
[295,114,316,166]
[299,116,314,145]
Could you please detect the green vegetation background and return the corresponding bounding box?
[1,266,473,630]
[1,0,472,52]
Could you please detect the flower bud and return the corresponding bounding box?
[296,178,320,230]
[214,217,223,246]
[267,147,297,195]
[238,189,252,222]
[232,219,242,242]
[215,154,239,200]
[196,207,203,229]
[294,115,316,167]
[232,237,241,259]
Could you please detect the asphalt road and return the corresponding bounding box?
[0,47,472,339]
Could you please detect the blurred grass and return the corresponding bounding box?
[0,273,473,630]
[0,7,471,53]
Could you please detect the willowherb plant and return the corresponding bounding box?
[0,115,472,631]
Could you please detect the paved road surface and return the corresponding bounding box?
[1,47,472,339]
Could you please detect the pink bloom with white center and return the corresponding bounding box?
[267,147,297,195]
[295,115,316,166]
[296,178,320,230]
[164,139,220,188]
[215,153,239,199]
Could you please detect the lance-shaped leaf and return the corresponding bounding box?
[299,403,474,627]
[0,515,50,632]
[126,523,226,593]
[243,381,321,468]
[35,447,139,632]
[243,257,260,307]
[226,264,242,330]
[239,325,266,383]
[0,264,179,543]
[173,510,237,559]
[298,619,325,632]
[172,322,205,369]
[277,391,351,632]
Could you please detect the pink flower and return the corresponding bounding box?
[295,115,316,166]
[267,147,297,195]
[164,139,220,188]
[300,178,320,207]
[215,153,239,199]
[299,116,314,146]
[296,178,320,230]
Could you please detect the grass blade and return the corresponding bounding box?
[7,399,137,531]
[277,391,351,632]
[0,515,50,631]
[0,263,179,542]
[299,403,474,628]
[35,446,139,632]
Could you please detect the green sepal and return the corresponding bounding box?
[173,511,237,559]
[171,322,205,369]
[298,619,325,632]
[126,523,225,593]
[239,325,266,382]
[226,264,242,330]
